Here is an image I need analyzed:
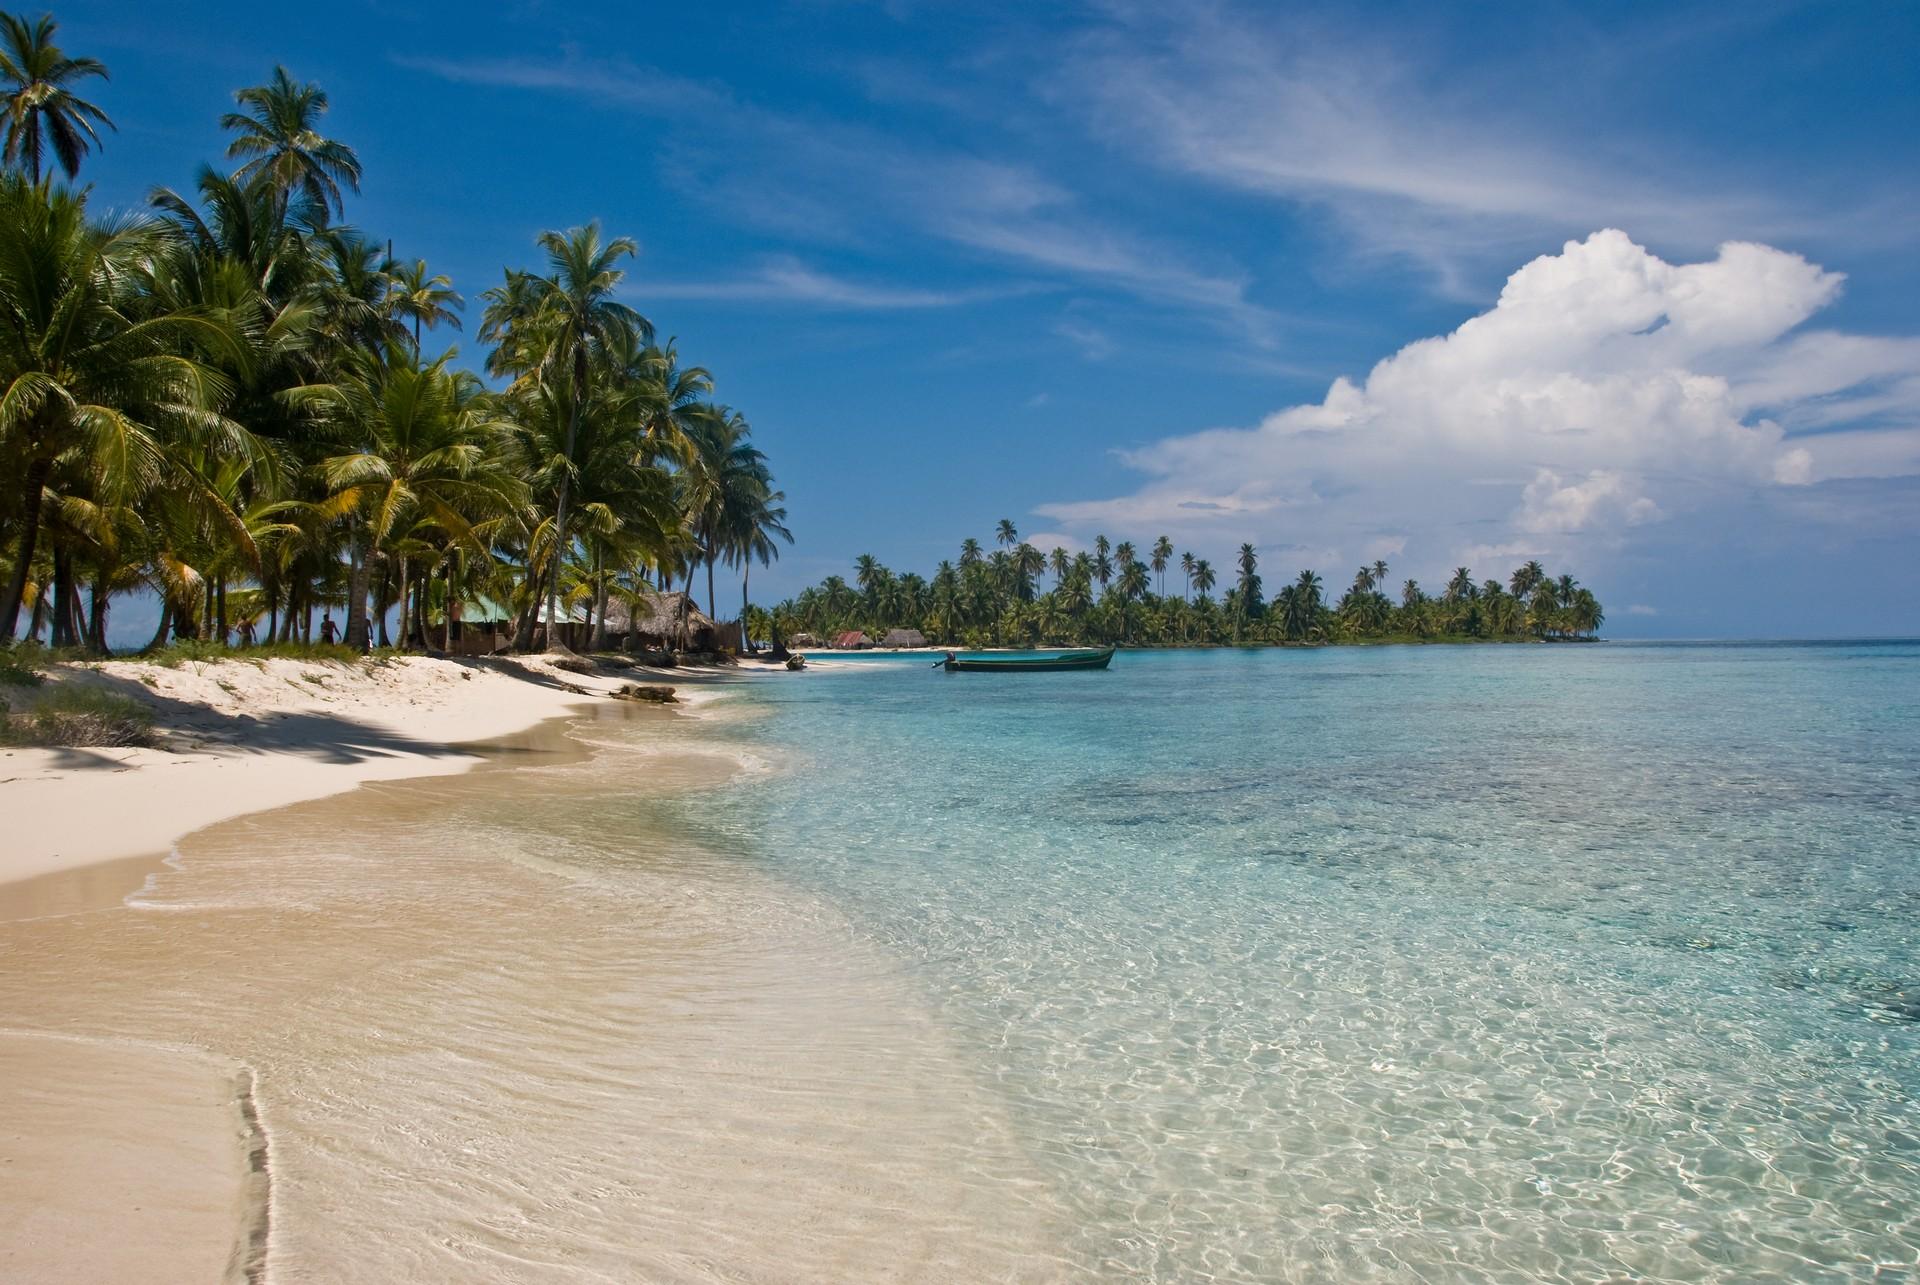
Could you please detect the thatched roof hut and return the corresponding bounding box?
[604,588,721,651]
[880,628,927,648]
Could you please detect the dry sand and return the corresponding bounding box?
[1,653,718,885]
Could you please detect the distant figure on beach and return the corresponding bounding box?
[320,615,337,645]
[236,619,255,647]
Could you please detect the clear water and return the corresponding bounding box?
[673,642,1920,1281]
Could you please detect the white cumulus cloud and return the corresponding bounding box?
[1036,230,1920,577]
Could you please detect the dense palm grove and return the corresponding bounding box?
[770,525,1603,647]
[0,14,789,656]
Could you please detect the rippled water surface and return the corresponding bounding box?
[676,642,1920,1281]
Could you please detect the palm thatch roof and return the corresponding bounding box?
[603,588,719,641]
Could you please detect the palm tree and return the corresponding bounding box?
[730,485,791,650]
[0,178,231,639]
[387,258,464,346]
[1235,544,1262,611]
[686,405,769,634]
[1151,535,1172,597]
[1012,542,1045,602]
[1179,550,1195,601]
[0,12,110,183]
[1191,559,1215,599]
[1094,535,1111,588]
[1049,545,1069,587]
[959,537,982,568]
[222,66,362,220]
[854,553,884,604]
[1510,560,1546,601]
[1371,558,1389,590]
[301,346,522,650]
[995,518,1017,549]
[1116,558,1149,641]
[484,222,649,649]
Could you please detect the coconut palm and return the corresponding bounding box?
[222,66,362,220]
[1510,560,1545,601]
[0,178,234,639]
[995,518,1017,549]
[0,11,110,183]
[387,258,464,346]
[1191,559,1215,598]
[1151,535,1172,597]
[298,346,522,648]
[483,222,649,649]
[685,404,770,632]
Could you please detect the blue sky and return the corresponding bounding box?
[64,0,1920,636]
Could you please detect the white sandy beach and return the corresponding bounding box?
[2,654,703,886]
[0,655,729,1282]
[0,652,1065,1283]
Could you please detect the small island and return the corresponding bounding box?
[768,525,1603,649]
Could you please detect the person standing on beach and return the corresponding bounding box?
[320,614,337,645]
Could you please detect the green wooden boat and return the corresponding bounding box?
[941,647,1115,673]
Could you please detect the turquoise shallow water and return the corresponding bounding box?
[678,643,1920,1281]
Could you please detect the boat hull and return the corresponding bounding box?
[942,648,1115,673]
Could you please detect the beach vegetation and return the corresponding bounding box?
[0,17,786,660]
[0,682,153,746]
[774,534,1604,648]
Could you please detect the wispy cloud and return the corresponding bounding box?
[1048,4,1880,292]
[637,257,1027,310]
[395,52,727,113]
[401,49,1281,342]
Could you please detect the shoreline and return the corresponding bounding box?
[0,654,1070,1281]
[0,652,752,891]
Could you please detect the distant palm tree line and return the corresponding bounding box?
[0,12,791,655]
[766,524,1603,648]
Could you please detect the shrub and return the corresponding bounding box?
[0,645,45,688]
[144,639,362,668]
[0,685,155,748]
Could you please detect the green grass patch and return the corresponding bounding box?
[143,639,364,668]
[0,685,155,748]
[0,645,45,687]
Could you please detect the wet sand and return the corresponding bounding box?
[0,696,1070,1281]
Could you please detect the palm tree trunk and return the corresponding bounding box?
[740,565,751,653]
[216,579,228,645]
[50,548,76,648]
[394,557,409,650]
[345,538,370,651]
[375,559,393,648]
[588,546,609,653]
[413,571,430,650]
[705,557,716,632]
[543,351,585,654]
[142,602,173,653]
[87,569,110,656]
[0,457,51,640]
[624,571,639,653]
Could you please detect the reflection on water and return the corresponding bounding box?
[0,701,1070,1282]
[687,643,1920,1282]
